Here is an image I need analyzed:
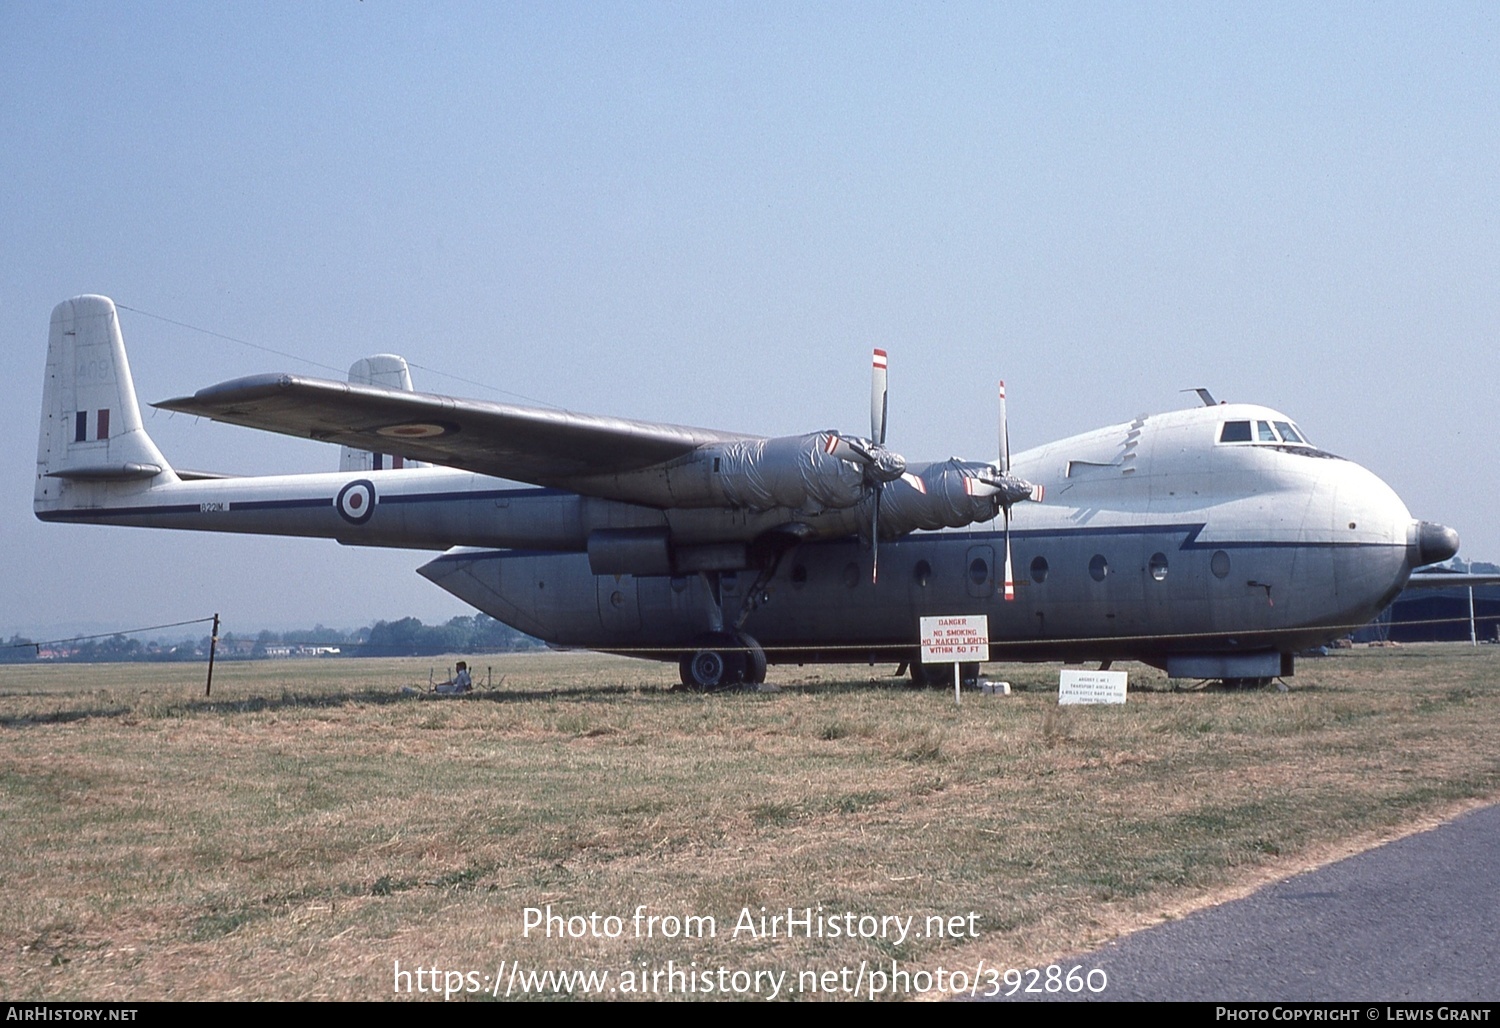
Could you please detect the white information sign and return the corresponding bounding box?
[919,615,990,661]
[1058,669,1128,705]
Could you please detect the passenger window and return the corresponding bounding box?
[1219,421,1251,443]
[1030,556,1049,584]
[913,560,932,587]
[1089,554,1109,582]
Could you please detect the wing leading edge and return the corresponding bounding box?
[156,373,757,486]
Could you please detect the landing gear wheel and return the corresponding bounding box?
[1219,677,1272,690]
[909,659,979,689]
[910,657,954,689]
[678,632,749,691]
[737,632,767,685]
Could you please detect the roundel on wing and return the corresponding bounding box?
[375,421,454,440]
[336,479,377,525]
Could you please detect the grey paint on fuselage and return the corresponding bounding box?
[415,409,1421,666]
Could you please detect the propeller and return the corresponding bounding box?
[871,349,888,584]
[958,380,1045,601]
[822,349,904,583]
[1000,380,1014,602]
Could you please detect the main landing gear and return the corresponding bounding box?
[676,558,785,691]
[678,631,767,690]
[903,658,980,689]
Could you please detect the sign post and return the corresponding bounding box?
[919,615,990,706]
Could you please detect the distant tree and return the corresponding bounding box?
[1,635,37,664]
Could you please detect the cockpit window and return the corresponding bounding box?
[1220,418,1314,447]
[1275,421,1306,444]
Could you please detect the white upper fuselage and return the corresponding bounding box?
[1006,402,1411,554]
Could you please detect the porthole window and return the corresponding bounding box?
[791,564,808,588]
[670,575,688,593]
[843,562,861,589]
[1030,555,1049,583]
[913,559,932,587]
[1149,552,1169,581]
[969,557,989,586]
[1211,550,1231,579]
[1089,554,1109,582]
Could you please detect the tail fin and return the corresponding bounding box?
[338,354,426,472]
[35,296,176,513]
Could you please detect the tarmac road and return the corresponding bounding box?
[1000,802,1500,1002]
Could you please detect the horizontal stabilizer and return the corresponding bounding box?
[46,462,163,480]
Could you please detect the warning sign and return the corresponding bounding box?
[919,615,990,661]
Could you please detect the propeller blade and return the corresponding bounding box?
[998,380,1010,473]
[823,432,870,462]
[823,430,905,482]
[1003,506,1015,601]
[869,348,890,583]
[964,466,1040,507]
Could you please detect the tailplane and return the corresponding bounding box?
[35,296,176,513]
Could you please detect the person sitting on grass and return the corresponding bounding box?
[434,661,473,695]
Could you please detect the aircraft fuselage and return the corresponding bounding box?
[36,295,1456,682]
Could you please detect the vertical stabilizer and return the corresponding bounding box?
[35,296,176,513]
[338,354,426,472]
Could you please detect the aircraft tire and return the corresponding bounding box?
[679,633,749,691]
[910,660,981,689]
[911,658,956,689]
[736,632,767,685]
[1220,677,1273,690]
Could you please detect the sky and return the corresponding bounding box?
[2,2,1496,639]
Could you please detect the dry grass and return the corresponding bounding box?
[1,645,1497,1000]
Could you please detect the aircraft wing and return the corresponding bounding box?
[1402,573,1500,589]
[155,373,757,485]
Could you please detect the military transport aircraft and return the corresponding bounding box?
[35,295,1461,688]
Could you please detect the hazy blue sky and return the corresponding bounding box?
[3,2,1496,638]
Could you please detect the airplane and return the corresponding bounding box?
[35,294,1464,689]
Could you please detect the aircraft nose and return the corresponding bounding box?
[1414,521,1460,567]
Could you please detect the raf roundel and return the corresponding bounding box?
[375,422,453,440]
[336,479,377,525]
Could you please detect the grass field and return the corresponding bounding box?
[2,645,1497,1001]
